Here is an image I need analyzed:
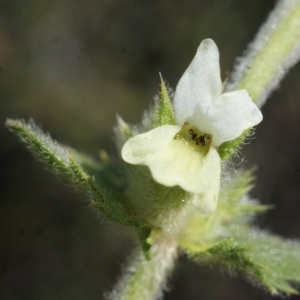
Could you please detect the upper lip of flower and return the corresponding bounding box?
[173,38,263,147]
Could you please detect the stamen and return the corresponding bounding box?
[174,122,212,155]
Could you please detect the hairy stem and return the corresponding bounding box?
[106,232,177,300]
[219,0,300,160]
[226,0,300,107]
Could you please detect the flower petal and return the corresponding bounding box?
[194,191,218,214]
[191,146,220,214]
[121,125,181,166]
[174,39,222,127]
[122,125,221,197]
[204,90,263,146]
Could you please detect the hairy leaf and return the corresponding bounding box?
[6,119,141,228]
[190,230,300,295]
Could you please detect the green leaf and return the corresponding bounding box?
[217,130,249,161]
[151,74,176,128]
[217,168,271,221]
[68,154,140,227]
[74,149,128,193]
[6,119,142,228]
[189,230,300,295]
[114,115,138,149]
[190,239,263,280]
[232,229,300,295]
[178,169,269,254]
[6,119,73,178]
[158,74,176,126]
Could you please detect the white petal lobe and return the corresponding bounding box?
[121,125,181,165]
[209,90,263,146]
[174,39,222,126]
[122,125,221,196]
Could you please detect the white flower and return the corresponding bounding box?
[121,39,262,214]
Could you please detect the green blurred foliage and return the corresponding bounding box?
[1,0,300,299]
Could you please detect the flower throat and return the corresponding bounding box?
[174,122,212,155]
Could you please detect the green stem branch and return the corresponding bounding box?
[219,0,300,160]
[237,1,300,105]
[107,232,177,300]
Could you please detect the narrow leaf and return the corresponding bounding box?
[158,74,176,126]
[189,230,300,295]
[151,74,176,128]
[6,119,142,228]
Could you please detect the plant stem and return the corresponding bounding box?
[226,0,300,107]
[219,0,300,160]
[106,232,177,300]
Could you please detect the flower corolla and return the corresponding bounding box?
[121,39,262,214]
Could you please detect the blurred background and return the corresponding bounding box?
[1,0,300,299]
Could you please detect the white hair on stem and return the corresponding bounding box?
[226,0,300,108]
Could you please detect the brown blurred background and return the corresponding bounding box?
[1,0,300,299]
